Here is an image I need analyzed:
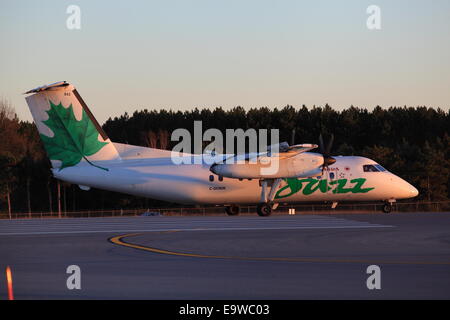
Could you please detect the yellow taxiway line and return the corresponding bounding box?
[109,232,450,266]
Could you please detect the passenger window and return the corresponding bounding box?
[363,165,379,172]
[329,172,335,180]
[218,176,223,182]
[209,175,214,182]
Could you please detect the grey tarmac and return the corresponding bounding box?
[0,212,449,299]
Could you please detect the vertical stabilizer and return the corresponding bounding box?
[24,81,121,171]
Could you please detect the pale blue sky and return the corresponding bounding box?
[1,0,449,124]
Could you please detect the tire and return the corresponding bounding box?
[382,203,392,213]
[257,203,272,217]
[225,206,240,216]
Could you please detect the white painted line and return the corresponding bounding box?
[0,224,393,236]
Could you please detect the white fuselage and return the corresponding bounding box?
[54,143,418,205]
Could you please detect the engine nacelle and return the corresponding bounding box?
[210,152,324,179]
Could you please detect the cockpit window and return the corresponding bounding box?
[363,164,380,172]
[374,164,386,172]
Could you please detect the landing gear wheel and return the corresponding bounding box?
[382,203,393,213]
[257,203,272,217]
[225,206,240,216]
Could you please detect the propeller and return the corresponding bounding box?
[318,134,336,193]
[318,134,336,174]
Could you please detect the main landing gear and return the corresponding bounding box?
[225,179,282,217]
[257,203,272,217]
[256,178,283,217]
[225,205,240,216]
[224,204,274,216]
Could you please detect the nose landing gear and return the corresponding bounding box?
[382,200,396,213]
[382,203,392,213]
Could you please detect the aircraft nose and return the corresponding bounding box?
[410,185,419,197]
[393,174,419,199]
[400,180,419,198]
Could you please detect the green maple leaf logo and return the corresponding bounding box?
[40,101,109,171]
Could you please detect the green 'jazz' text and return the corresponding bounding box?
[275,178,375,199]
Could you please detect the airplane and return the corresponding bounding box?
[24,81,419,216]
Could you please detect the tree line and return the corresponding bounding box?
[1,100,449,216]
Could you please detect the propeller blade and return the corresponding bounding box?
[326,134,334,155]
[319,134,325,154]
[290,128,296,146]
[318,133,336,176]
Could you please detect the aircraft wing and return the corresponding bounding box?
[279,144,319,158]
[215,143,318,164]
